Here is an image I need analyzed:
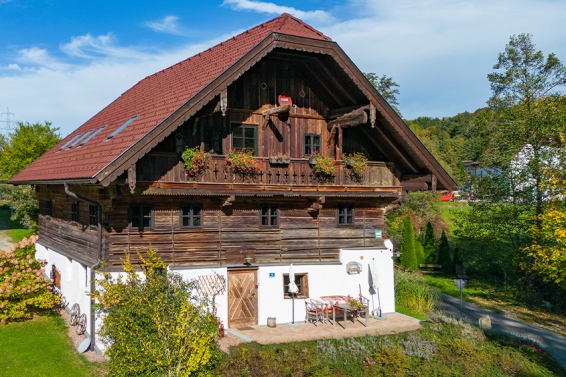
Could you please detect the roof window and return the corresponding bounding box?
[106,115,139,140]
[78,125,107,147]
[69,129,94,148]
[57,133,83,152]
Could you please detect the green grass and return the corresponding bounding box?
[439,201,469,234]
[0,313,105,377]
[0,208,33,242]
[396,305,429,321]
[217,315,565,376]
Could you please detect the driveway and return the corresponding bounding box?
[439,294,566,367]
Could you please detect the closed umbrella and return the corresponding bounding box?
[372,258,382,318]
[288,264,299,325]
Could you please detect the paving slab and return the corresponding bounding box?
[227,313,421,345]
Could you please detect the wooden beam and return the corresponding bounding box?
[220,195,235,208]
[327,105,369,119]
[220,89,228,117]
[327,125,338,146]
[262,105,291,129]
[307,196,325,214]
[328,107,367,129]
[370,103,376,128]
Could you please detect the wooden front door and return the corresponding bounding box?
[228,269,258,328]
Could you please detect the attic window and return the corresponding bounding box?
[78,125,107,147]
[106,115,139,140]
[69,129,94,148]
[57,133,83,152]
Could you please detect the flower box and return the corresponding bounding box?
[269,157,291,165]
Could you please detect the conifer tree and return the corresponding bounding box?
[437,230,452,273]
[400,213,418,270]
[423,222,436,264]
[415,237,425,266]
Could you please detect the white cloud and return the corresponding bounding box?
[0,32,240,136]
[60,33,155,60]
[222,0,334,23]
[144,15,187,36]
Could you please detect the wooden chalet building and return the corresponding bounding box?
[11,14,455,351]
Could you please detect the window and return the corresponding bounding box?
[106,115,139,140]
[204,127,223,154]
[304,134,321,156]
[260,205,278,226]
[283,273,308,299]
[45,200,52,217]
[232,124,257,154]
[89,204,98,227]
[130,204,153,230]
[180,205,202,228]
[71,202,79,223]
[338,205,354,225]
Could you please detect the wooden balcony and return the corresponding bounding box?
[138,153,400,193]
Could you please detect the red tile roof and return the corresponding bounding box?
[10,13,330,184]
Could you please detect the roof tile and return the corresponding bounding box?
[11,13,329,183]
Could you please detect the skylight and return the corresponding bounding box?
[69,129,94,148]
[57,133,83,152]
[78,125,107,147]
[106,115,139,140]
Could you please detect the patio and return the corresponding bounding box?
[225,313,421,345]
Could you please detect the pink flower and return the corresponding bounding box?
[538,356,543,359]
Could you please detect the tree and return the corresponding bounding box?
[437,230,452,273]
[415,235,425,266]
[485,34,566,219]
[364,72,402,116]
[92,251,222,376]
[0,121,61,180]
[400,214,418,270]
[423,222,437,264]
[0,121,60,230]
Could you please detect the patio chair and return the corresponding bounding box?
[305,300,324,326]
[356,295,370,327]
[310,299,331,323]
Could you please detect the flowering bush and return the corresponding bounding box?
[226,148,261,175]
[0,235,58,323]
[520,343,544,362]
[310,152,337,179]
[182,146,209,177]
[343,152,368,178]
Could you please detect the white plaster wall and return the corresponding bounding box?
[35,243,92,322]
[37,241,396,344]
[256,243,395,327]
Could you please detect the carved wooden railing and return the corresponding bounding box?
[138,153,399,188]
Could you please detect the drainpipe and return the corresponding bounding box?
[63,182,102,352]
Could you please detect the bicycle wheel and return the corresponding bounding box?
[69,303,80,326]
[76,313,87,335]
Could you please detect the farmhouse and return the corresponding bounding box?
[11,14,455,351]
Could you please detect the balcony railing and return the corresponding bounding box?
[138,153,399,188]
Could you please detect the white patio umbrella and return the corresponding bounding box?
[288,264,299,325]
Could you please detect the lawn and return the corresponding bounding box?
[0,208,33,243]
[439,201,469,233]
[0,313,105,377]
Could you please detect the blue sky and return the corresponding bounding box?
[1,0,565,137]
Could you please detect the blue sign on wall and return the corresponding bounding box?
[269,272,275,278]
[375,230,382,238]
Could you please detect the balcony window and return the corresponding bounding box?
[232,124,257,154]
[304,134,320,156]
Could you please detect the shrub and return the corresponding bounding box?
[423,221,437,264]
[92,250,223,376]
[400,213,418,270]
[0,235,58,323]
[395,270,439,313]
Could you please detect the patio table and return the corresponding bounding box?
[332,303,357,329]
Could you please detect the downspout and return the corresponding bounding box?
[63,182,102,352]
